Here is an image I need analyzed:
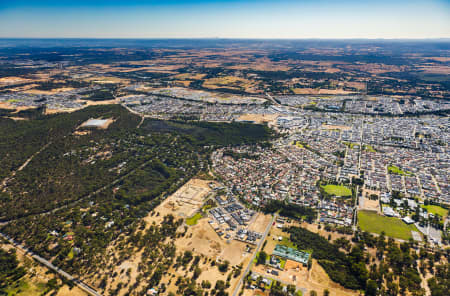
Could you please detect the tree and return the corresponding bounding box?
[193,266,202,279]
[365,279,378,296]
[218,260,229,273]
[287,284,296,294]
[387,282,399,296]
[257,251,267,265]
[215,280,226,290]
[201,280,211,289]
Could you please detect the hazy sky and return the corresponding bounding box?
[0,0,449,38]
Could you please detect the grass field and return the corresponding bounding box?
[279,236,297,249]
[5,280,46,296]
[321,184,352,197]
[201,204,214,212]
[279,257,286,269]
[343,142,358,149]
[186,212,203,226]
[388,165,413,176]
[421,205,448,217]
[363,144,376,152]
[358,210,418,240]
[67,248,74,260]
[253,251,261,264]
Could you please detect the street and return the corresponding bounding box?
[232,213,277,296]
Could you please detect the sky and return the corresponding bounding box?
[0,0,449,39]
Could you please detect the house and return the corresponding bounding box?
[402,217,415,224]
[262,278,272,285]
[383,206,395,217]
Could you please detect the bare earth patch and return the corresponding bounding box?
[237,114,280,124]
[24,87,75,95]
[322,124,351,131]
[143,178,214,225]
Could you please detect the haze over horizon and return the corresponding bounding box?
[0,0,449,39]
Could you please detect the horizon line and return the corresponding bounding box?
[1,37,450,41]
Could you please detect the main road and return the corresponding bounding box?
[0,232,102,296]
[232,213,277,296]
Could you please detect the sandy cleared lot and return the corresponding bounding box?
[80,118,115,129]
[322,124,351,131]
[237,113,279,124]
[144,178,213,225]
[82,75,130,84]
[78,98,120,106]
[5,116,28,121]
[252,258,358,296]
[175,218,251,266]
[0,76,33,85]
[292,88,353,95]
[24,87,75,95]
[166,179,211,218]
[360,194,381,213]
[56,286,88,296]
[161,214,256,294]
[248,213,273,233]
[173,73,206,80]
[0,102,36,110]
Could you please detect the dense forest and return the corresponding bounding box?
[140,119,273,147]
[0,105,141,220]
[0,106,97,181]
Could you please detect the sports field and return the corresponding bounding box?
[321,184,352,197]
[358,210,419,240]
[421,205,448,217]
